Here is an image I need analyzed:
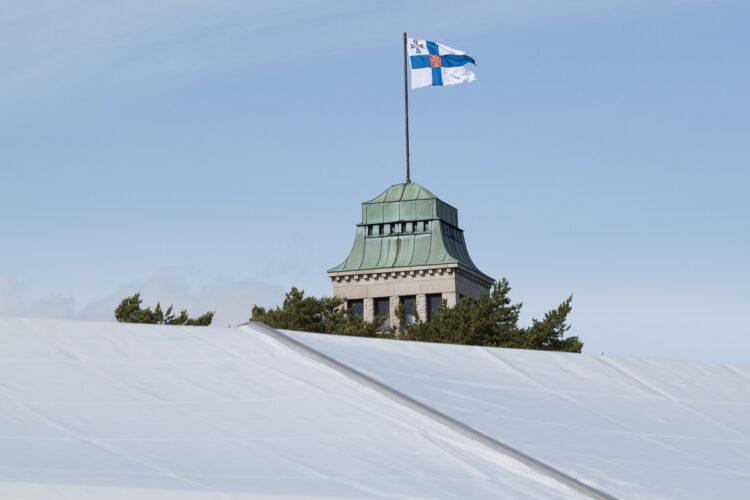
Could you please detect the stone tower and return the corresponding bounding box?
[328,182,493,327]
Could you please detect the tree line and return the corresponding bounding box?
[115,277,583,353]
[251,278,583,352]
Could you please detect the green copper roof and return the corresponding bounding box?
[329,182,491,278]
[367,183,437,203]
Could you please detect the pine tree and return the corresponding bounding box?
[521,296,582,352]
[114,292,214,326]
[250,287,383,337]
[398,279,581,352]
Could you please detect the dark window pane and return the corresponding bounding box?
[401,295,416,324]
[427,294,442,322]
[348,299,363,317]
[374,298,390,328]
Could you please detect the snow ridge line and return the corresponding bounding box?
[243,322,618,500]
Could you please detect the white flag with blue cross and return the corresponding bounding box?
[407,38,476,89]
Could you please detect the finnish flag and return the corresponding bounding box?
[407,38,476,89]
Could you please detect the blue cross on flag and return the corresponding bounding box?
[407,38,476,89]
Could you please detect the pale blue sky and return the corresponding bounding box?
[1,0,748,362]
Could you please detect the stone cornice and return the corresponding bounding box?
[328,263,494,290]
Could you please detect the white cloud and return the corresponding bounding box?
[0,269,284,327]
[0,274,77,319]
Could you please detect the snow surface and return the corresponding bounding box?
[284,330,750,500]
[0,317,583,499]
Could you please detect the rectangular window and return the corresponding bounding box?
[348,299,363,317]
[427,293,442,322]
[374,297,390,328]
[401,295,417,324]
[367,225,373,237]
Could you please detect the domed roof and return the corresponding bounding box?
[366,182,437,203]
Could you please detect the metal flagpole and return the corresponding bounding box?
[403,32,411,184]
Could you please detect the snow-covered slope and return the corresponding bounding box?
[0,317,584,499]
[4,316,748,499]
[285,330,750,500]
